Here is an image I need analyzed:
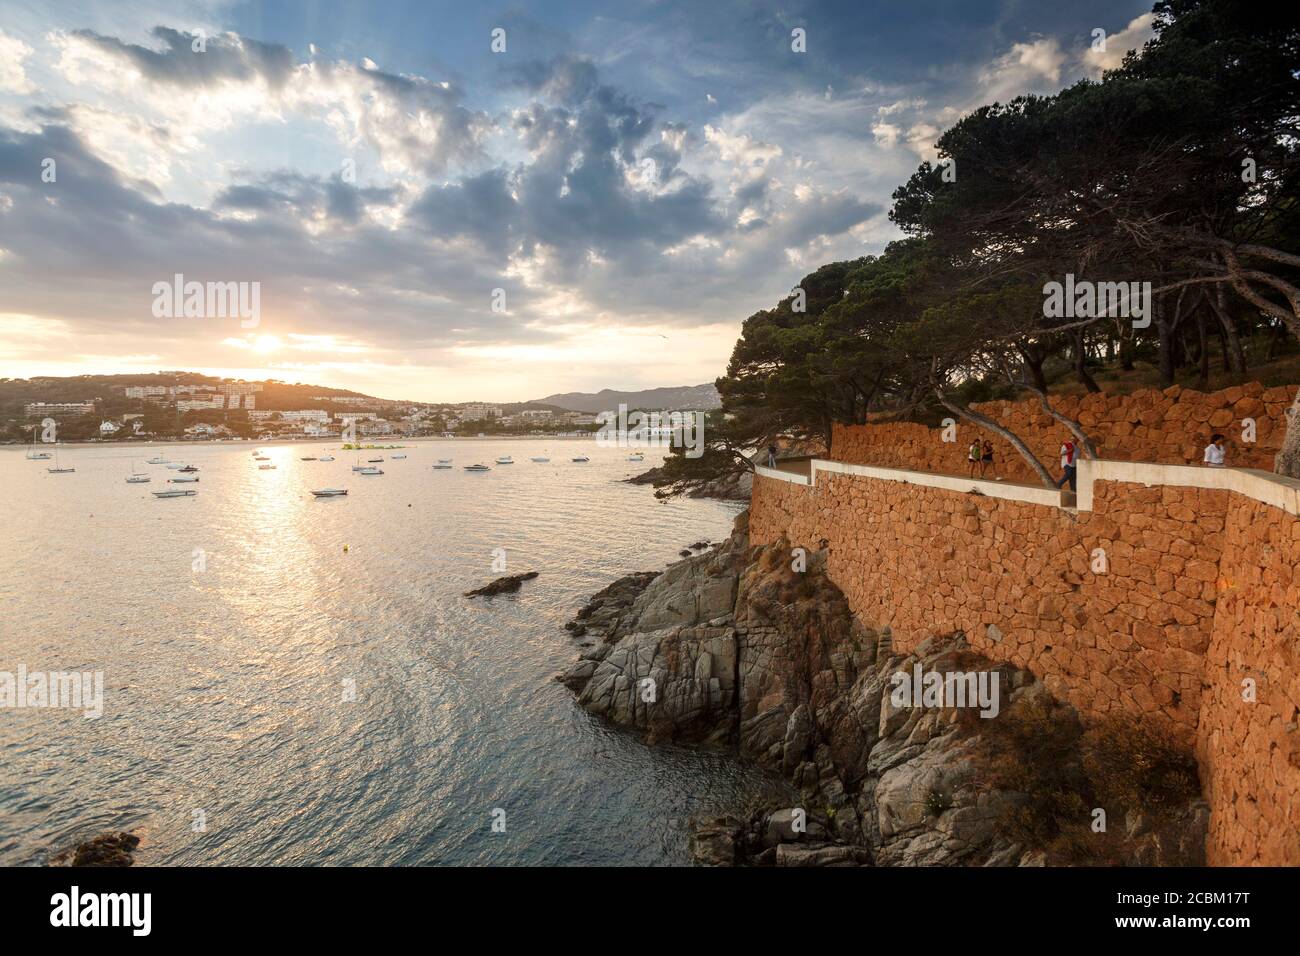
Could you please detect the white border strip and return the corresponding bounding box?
[755,457,1300,517]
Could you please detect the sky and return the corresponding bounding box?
[0,0,1155,402]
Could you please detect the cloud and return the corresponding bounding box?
[52,26,490,178]
[1081,13,1156,75]
[978,37,1067,103]
[0,30,35,94]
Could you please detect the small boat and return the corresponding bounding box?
[391,454,407,460]
[126,475,151,484]
[253,455,270,461]
[358,466,384,475]
[179,465,199,472]
[367,457,384,463]
[153,489,196,498]
[166,463,185,469]
[146,457,169,464]
[300,457,318,461]
[47,467,75,474]
[26,451,52,460]
[437,458,452,464]
[432,463,453,469]
[319,455,335,462]
[495,456,514,464]
[169,475,199,483]
[258,464,276,470]
[464,464,491,472]
[571,455,590,463]
[626,453,645,462]
[530,456,550,463]
[311,488,348,497]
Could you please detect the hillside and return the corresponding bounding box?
[530,383,721,413]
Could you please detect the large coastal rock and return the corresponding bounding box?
[561,511,1209,866]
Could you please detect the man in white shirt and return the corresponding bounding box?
[1203,433,1226,467]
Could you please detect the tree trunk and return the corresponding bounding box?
[935,390,1056,487]
[1017,343,1048,392]
[1119,325,1136,371]
[1156,299,1176,386]
[1024,385,1099,460]
[1276,391,1300,479]
[1074,328,1100,393]
[1209,284,1247,376]
[1196,308,1210,391]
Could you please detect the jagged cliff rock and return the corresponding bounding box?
[626,466,752,501]
[560,510,1208,866]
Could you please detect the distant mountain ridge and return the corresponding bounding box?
[529,384,720,413]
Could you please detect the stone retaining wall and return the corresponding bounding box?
[831,383,1296,482]
[750,462,1300,865]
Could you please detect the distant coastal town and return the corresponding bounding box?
[1,374,611,443]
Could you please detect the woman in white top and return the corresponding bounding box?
[1203,433,1226,467]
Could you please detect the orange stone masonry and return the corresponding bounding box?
[750,463,1300,865]
[832,382,1296,481]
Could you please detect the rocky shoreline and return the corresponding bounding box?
[559,510,1208,866]
[626,465,752,501]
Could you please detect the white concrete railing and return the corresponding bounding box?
[756,458,1300,517]
[1077,458,1300,517]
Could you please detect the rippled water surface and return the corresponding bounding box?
[0,439,779,865]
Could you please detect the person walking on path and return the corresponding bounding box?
[766,443,777,468]
[1055,437,1078,491]
[968,439,982,478]
[1203,433,1227,468]
[980,440,994,479]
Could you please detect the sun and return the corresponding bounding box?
[252,334,282,354]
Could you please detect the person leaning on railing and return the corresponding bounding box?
[1203,433,1227,468]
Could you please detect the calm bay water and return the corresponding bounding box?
[0,439,779,865]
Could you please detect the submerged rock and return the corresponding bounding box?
[50,831,140,867]
[465,571,539,597]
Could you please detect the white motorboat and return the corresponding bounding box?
[432,463,453,469]
[464,464,491,472]
[311,488,348,497]
[530,456,550,463]
[169,475,199,483]
[319,455,335,462]
[166,463,185,469]
[357,466,384,475]
[126,475,151,484]
[153,489,196,498]
[495,456,514,464]
[367,457,384,463]
[571,455,590,462]
[391,454,407,459]
[146,457,169,464]
[437,458,452,464]
[626,453,645,461]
